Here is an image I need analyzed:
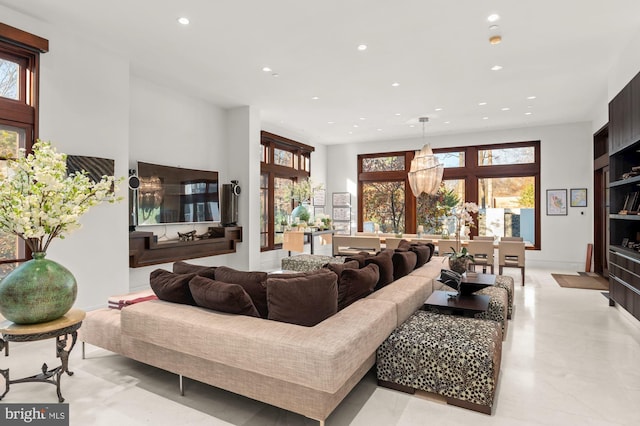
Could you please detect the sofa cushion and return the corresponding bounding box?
[410,244,431,269]
[343,253,367,268]
[392,250,417,280]
[324,260,360,277]
[266,269,338,327]
[365,250,394,290]
[396,239,412,251]
[215,266,269,318]
[425,243,436,261]
[149,269,197,305]
[338,263,379,310]
[173,261,217,279]
[188,276,260,317]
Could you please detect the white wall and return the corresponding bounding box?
[0,5,132,310]
[326,122,594,270]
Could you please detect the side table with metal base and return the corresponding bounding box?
[0,309,85,403]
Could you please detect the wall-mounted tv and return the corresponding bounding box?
[136,161,219,226]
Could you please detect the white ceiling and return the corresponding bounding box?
[3,0,640,145]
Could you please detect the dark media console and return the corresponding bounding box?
[128,226,242,268]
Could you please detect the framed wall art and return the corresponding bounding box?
[547,189,567,216]
[332,192,351,207]
[570,188,587,207]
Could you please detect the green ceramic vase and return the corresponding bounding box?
[0,252,77,324]
[449,257,469,274]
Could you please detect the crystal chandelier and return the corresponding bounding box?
[408,117,444,196]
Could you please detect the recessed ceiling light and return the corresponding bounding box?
[177,17,190,25]
[359,117,367,120]
[271,73,279,78]
[525,112,533,115]
[483,116,489,120]
[409,124,415,128]
[377,128,383,131]
[527,95,537,100]
[348,131,353,134]
[353,124,359,128]
[311,96,319,100]
[478,102,487,106]
[501,107,510,111]
[357,44,367,51]
[328,121,335,124]
[491,65,503,71]
[487,14,500,22]
[262,66,272,72]
[394,113,401,116]
[489,24,499,31]
[391,82,400,87]
[489,35,502,45]
[435,107,443,111]
[444,121,451,124]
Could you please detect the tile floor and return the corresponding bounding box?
[2,267,640,425]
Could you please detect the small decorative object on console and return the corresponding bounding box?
[178,230,196,241]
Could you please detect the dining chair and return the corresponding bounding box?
[473,236,495,241]
[501,236,523,242]
[498,241,526,285]
[466,240,494,274]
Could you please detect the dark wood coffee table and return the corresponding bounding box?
[423,290,490,317]
[459,272,496,295]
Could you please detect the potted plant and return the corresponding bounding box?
[446,246,475,274]
[0,140,122,324]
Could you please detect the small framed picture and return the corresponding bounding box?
[570,188,587,207]
[332,192,351,207]
[547,189,567,216]
[314,206,325,216]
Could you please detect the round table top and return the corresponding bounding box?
[0,309,86,335]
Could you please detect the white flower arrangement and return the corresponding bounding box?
[451,201,479,251]
[0,140,122,253]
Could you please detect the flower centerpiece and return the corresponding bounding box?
[446,202,479,273]
[0,140,122,324]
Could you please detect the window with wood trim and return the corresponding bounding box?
[260,131,314,251]
[357,141,541,249]
[0,24,48,277]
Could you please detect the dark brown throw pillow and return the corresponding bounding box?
[338,263,379,310]
[425,243,436,261]
[173,261,217,279]
[410,244,431,269]
[188,276,260,317]
[365,250,394,290]
[392,250,418,280]
[345,252,371,268]
[324,260,360,277]
[396,239,412,251]
[215,266,269,318]
[149,269,197,305]
[266,269,338,327]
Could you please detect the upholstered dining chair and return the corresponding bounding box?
[501,236,523,242]
[472,235,495,241]
[498,241,526,285]
[466,240,495,274]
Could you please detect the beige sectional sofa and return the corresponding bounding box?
[79,257,445,425]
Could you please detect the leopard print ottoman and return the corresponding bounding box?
[377,311,502,414]
[495,275,514,318]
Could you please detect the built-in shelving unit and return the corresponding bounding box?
[608,69,640,320]
[129,226,242,268]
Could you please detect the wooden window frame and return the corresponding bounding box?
[260,131,314,251]
[357,141,541,249]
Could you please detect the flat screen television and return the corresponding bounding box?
[136,161,219,226]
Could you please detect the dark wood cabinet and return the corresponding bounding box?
[632,73,640,143]
[608,70,640,321]
[608,82,632,154]
[129,226,242,268]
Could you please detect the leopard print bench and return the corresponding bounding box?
[377,311,502,414]
[280,254,345,272]
[495,275,514,319]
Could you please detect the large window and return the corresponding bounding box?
[357,141,540,248]
[0,25,48,278]
[260,131,314,251]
